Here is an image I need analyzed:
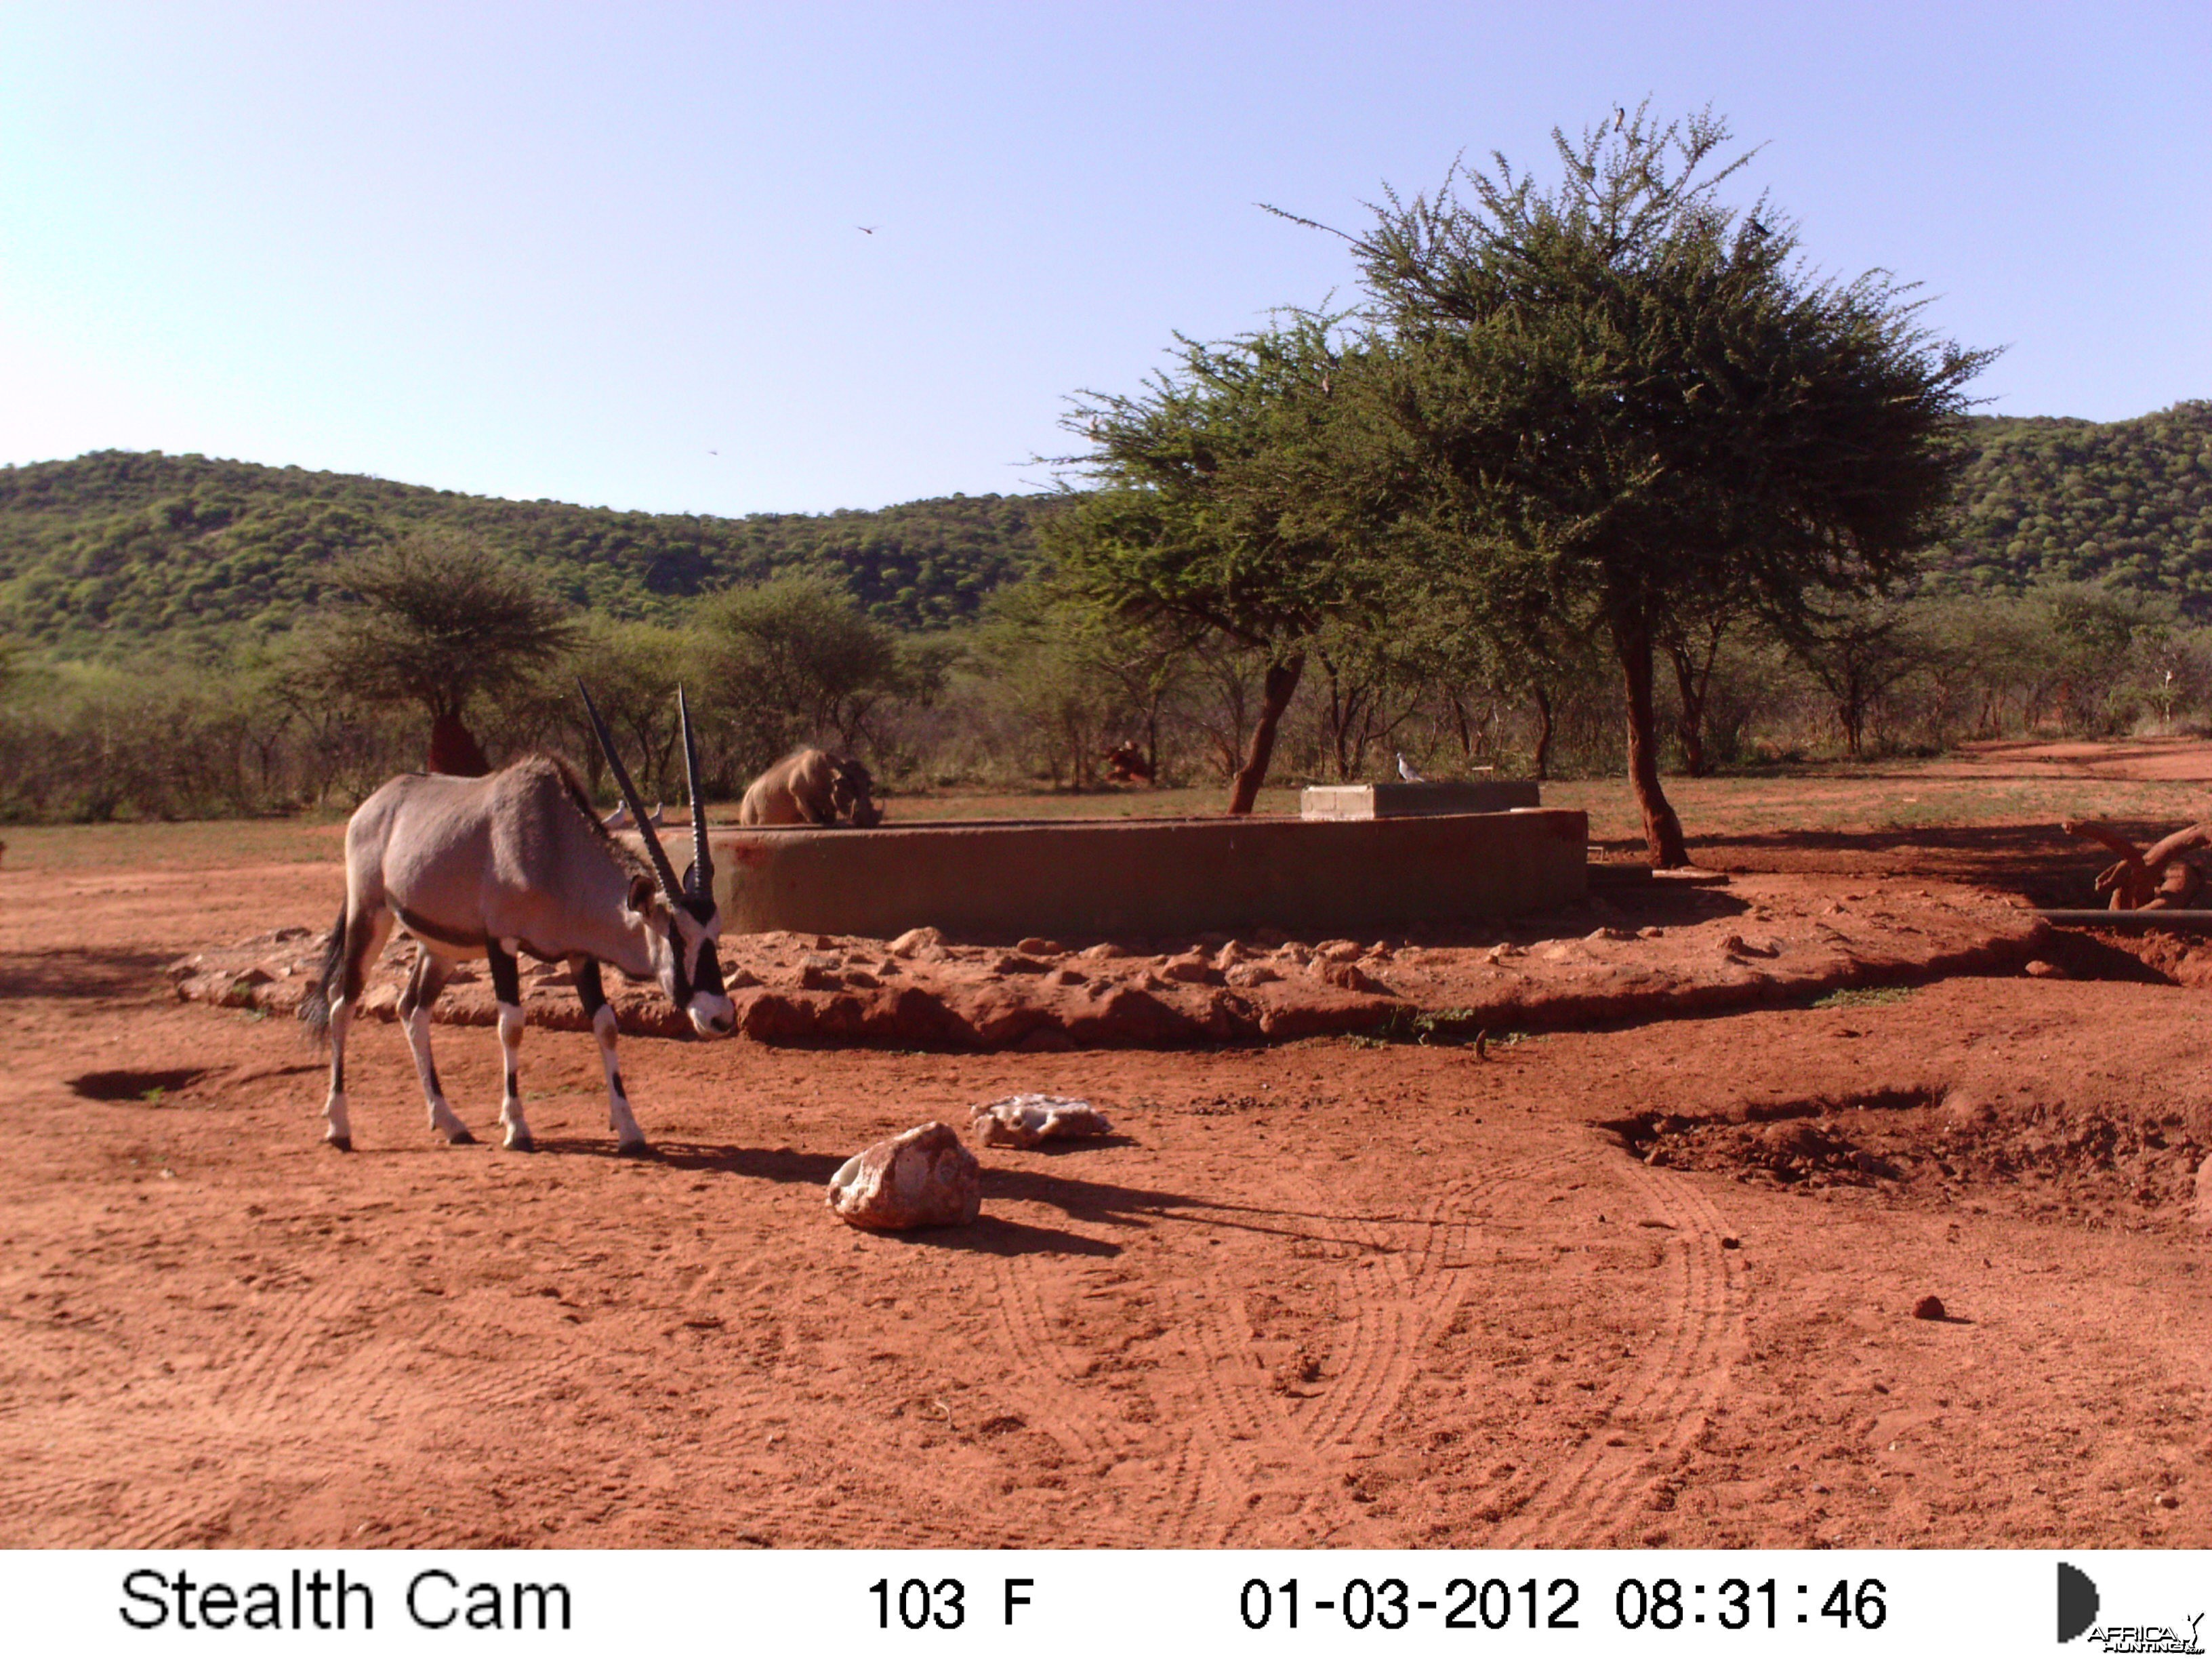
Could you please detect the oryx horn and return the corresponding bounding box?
[577,680,684,905]
[678,686,712,897]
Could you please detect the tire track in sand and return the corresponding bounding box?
[1490,1148,1746,1547]
[989,1139,1612,1547]
[989,1256,1209,1547]
[1178,1147,1584,1544]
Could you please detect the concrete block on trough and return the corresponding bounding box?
[1300,780,1540,819]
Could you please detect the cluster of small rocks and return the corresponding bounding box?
[168,875,2050,1052]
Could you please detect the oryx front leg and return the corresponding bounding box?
[487,942,533,1152]
[323,905,390,1151]
[575,958,648,1154]
[398,949,473,1145]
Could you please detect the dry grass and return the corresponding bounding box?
[9,750,2209,876]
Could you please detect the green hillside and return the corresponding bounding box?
[5,401,2210,656]
[1936,401,2212,607]
[0,450,1048,652]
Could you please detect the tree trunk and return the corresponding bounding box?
[1665,635,1715,777]
[1615,619,1690,866]
[1227,653,1304,815]
[1531,684,1555,782]
[427,709,491,777]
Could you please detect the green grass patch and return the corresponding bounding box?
[1810,985,1918,1010]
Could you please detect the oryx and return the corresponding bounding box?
[301,687,734,1153]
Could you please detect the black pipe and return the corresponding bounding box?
[2036,908,2212,932]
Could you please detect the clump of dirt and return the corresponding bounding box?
[1610,1087,2208,1228]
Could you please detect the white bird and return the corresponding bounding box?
[1614,106,1626,130]
[1396,752,1427,783]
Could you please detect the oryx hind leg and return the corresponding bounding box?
[486,941,533,1152]
[323,903,392,1151]
[573,958,649,1154]
[397,947,473,1145]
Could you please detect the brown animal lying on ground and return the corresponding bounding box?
[1103,741,1154,784]
[739,748,883,827]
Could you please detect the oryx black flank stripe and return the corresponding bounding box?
[393,902,485,951]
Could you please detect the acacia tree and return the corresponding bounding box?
[1046,319,1381,813]
[1325,106,1990,863]
[310,528,577,775]
[552,617,690,798]
[689,575,899,783]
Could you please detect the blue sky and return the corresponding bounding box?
[3,3,2206,516]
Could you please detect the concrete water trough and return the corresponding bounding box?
[701,807,1587,942]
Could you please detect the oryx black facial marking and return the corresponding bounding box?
[300,686,735,1154]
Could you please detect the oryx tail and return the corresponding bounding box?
[300,905,347,1040]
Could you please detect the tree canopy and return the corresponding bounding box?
[305,529,579,771]
[1330,105,1992,861]
[688,575,903,780]
[1044,319,1387,811]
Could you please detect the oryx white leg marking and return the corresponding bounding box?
[485,942,533,1152]
[323,998,354,1150]
[592,1003,647,1151]
[497,1002,532,1150]
[398,949,473,1145]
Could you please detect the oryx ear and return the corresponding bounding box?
[626,872,658,916]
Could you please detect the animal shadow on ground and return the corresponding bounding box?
[1,948,171,1000]
[510,1139,1395,1258]
[551,1141,846,1183]
[68,1067,210,1101]
[644,1140,1139,1257]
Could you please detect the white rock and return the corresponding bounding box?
[971,1094,1113,1149]
[827,1122,981,1230]
[887,926,947,958]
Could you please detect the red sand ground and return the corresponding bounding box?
[3,752,2211,1549]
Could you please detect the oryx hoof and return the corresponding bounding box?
[504,1132,535,1153]
[444,1127,478,1146]
[325,1134,353,1153]
[615,1138,653,1158]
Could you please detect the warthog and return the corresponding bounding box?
[738,747,882,827]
